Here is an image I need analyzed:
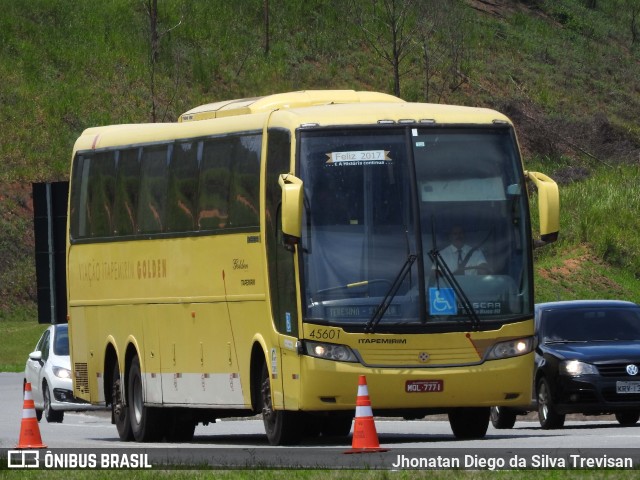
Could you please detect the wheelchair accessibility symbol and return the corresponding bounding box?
[429,288,457,315]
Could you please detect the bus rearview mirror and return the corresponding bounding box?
[526,171,559,246]
[278,174,304,245]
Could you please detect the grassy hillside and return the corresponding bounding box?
[1,0,639,322]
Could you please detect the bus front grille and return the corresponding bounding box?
[356,346,481,367]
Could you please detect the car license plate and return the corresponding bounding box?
[616,381,640,394]
[405,380,443,393]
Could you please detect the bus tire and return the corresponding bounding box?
[490,406,517,429]
[128,355,163,442]
[112,362,133,441]
[260,362,302,445]
[449,407,490,439]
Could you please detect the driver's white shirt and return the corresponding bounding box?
[439,244,487,275]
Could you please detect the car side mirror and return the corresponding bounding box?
[29,351,42,362]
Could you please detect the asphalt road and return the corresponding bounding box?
[2,371,640,452]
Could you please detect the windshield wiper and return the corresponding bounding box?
[365,254,417,333]
[428,248,481,330]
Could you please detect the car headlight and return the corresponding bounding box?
[486,337,533,360]
[304,341,359,363]
[52,366,72,379]
[560,360,598,376]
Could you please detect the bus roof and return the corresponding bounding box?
[178,90,512,128]
[179,90,404,122]
[74,91,513,152]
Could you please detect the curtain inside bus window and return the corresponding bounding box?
[198,138,232,231]
[228,134,261,229]
[87,151,116,238]
[137,145,170,234]
[166,140,200,233]
[113,148,141,237]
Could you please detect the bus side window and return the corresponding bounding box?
[113,148,140,236]
[137,145,170,234]
[87,151,116,238]
[70,154,90,239]
[198,138,232,231]
[228,134,261,229]
[166,141,200,233]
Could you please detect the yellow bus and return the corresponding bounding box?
[65,90,559,444]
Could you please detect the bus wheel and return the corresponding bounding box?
[112,362,133,441]
[449,407,490,439]
[260,363,302,445]
[128,355,163,442]
[490,406,517,429]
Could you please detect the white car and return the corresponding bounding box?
[24,323,98,422]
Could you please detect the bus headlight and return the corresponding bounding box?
[486,337,533,360]
[304,341,359,363]
[560,360,598,376]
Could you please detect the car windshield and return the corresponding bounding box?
[541,307,640,343]
[299,126,533,332]
[53,325,70,356]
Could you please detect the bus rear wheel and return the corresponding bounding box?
[112,362,133,441]
[449,407,490,439]
[260,363,302,445]
[128,355,163,442]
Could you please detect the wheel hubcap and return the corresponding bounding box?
[133,377,143,423]
[539,385,549,420]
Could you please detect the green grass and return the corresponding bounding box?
[0,469,637,478]
[0,318,46,372]
[529,162,640,297]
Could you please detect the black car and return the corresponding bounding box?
[491,300,640,429]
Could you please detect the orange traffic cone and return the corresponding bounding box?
[16,382,46,449]
[344,375,388,454]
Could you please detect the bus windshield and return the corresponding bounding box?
[299,126,532,332]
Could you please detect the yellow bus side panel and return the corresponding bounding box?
[68,233,267,408]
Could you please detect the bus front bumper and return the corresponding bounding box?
[297,353,533,412]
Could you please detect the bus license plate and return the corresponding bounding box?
[406,380,443,393]
[616,381,640,394]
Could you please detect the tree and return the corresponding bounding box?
[264,0,270,55]
[353,0,472,102]
[628,0,640,46]
[353,0,420,97]
[418,0,473,103]
[143,0,183,122]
